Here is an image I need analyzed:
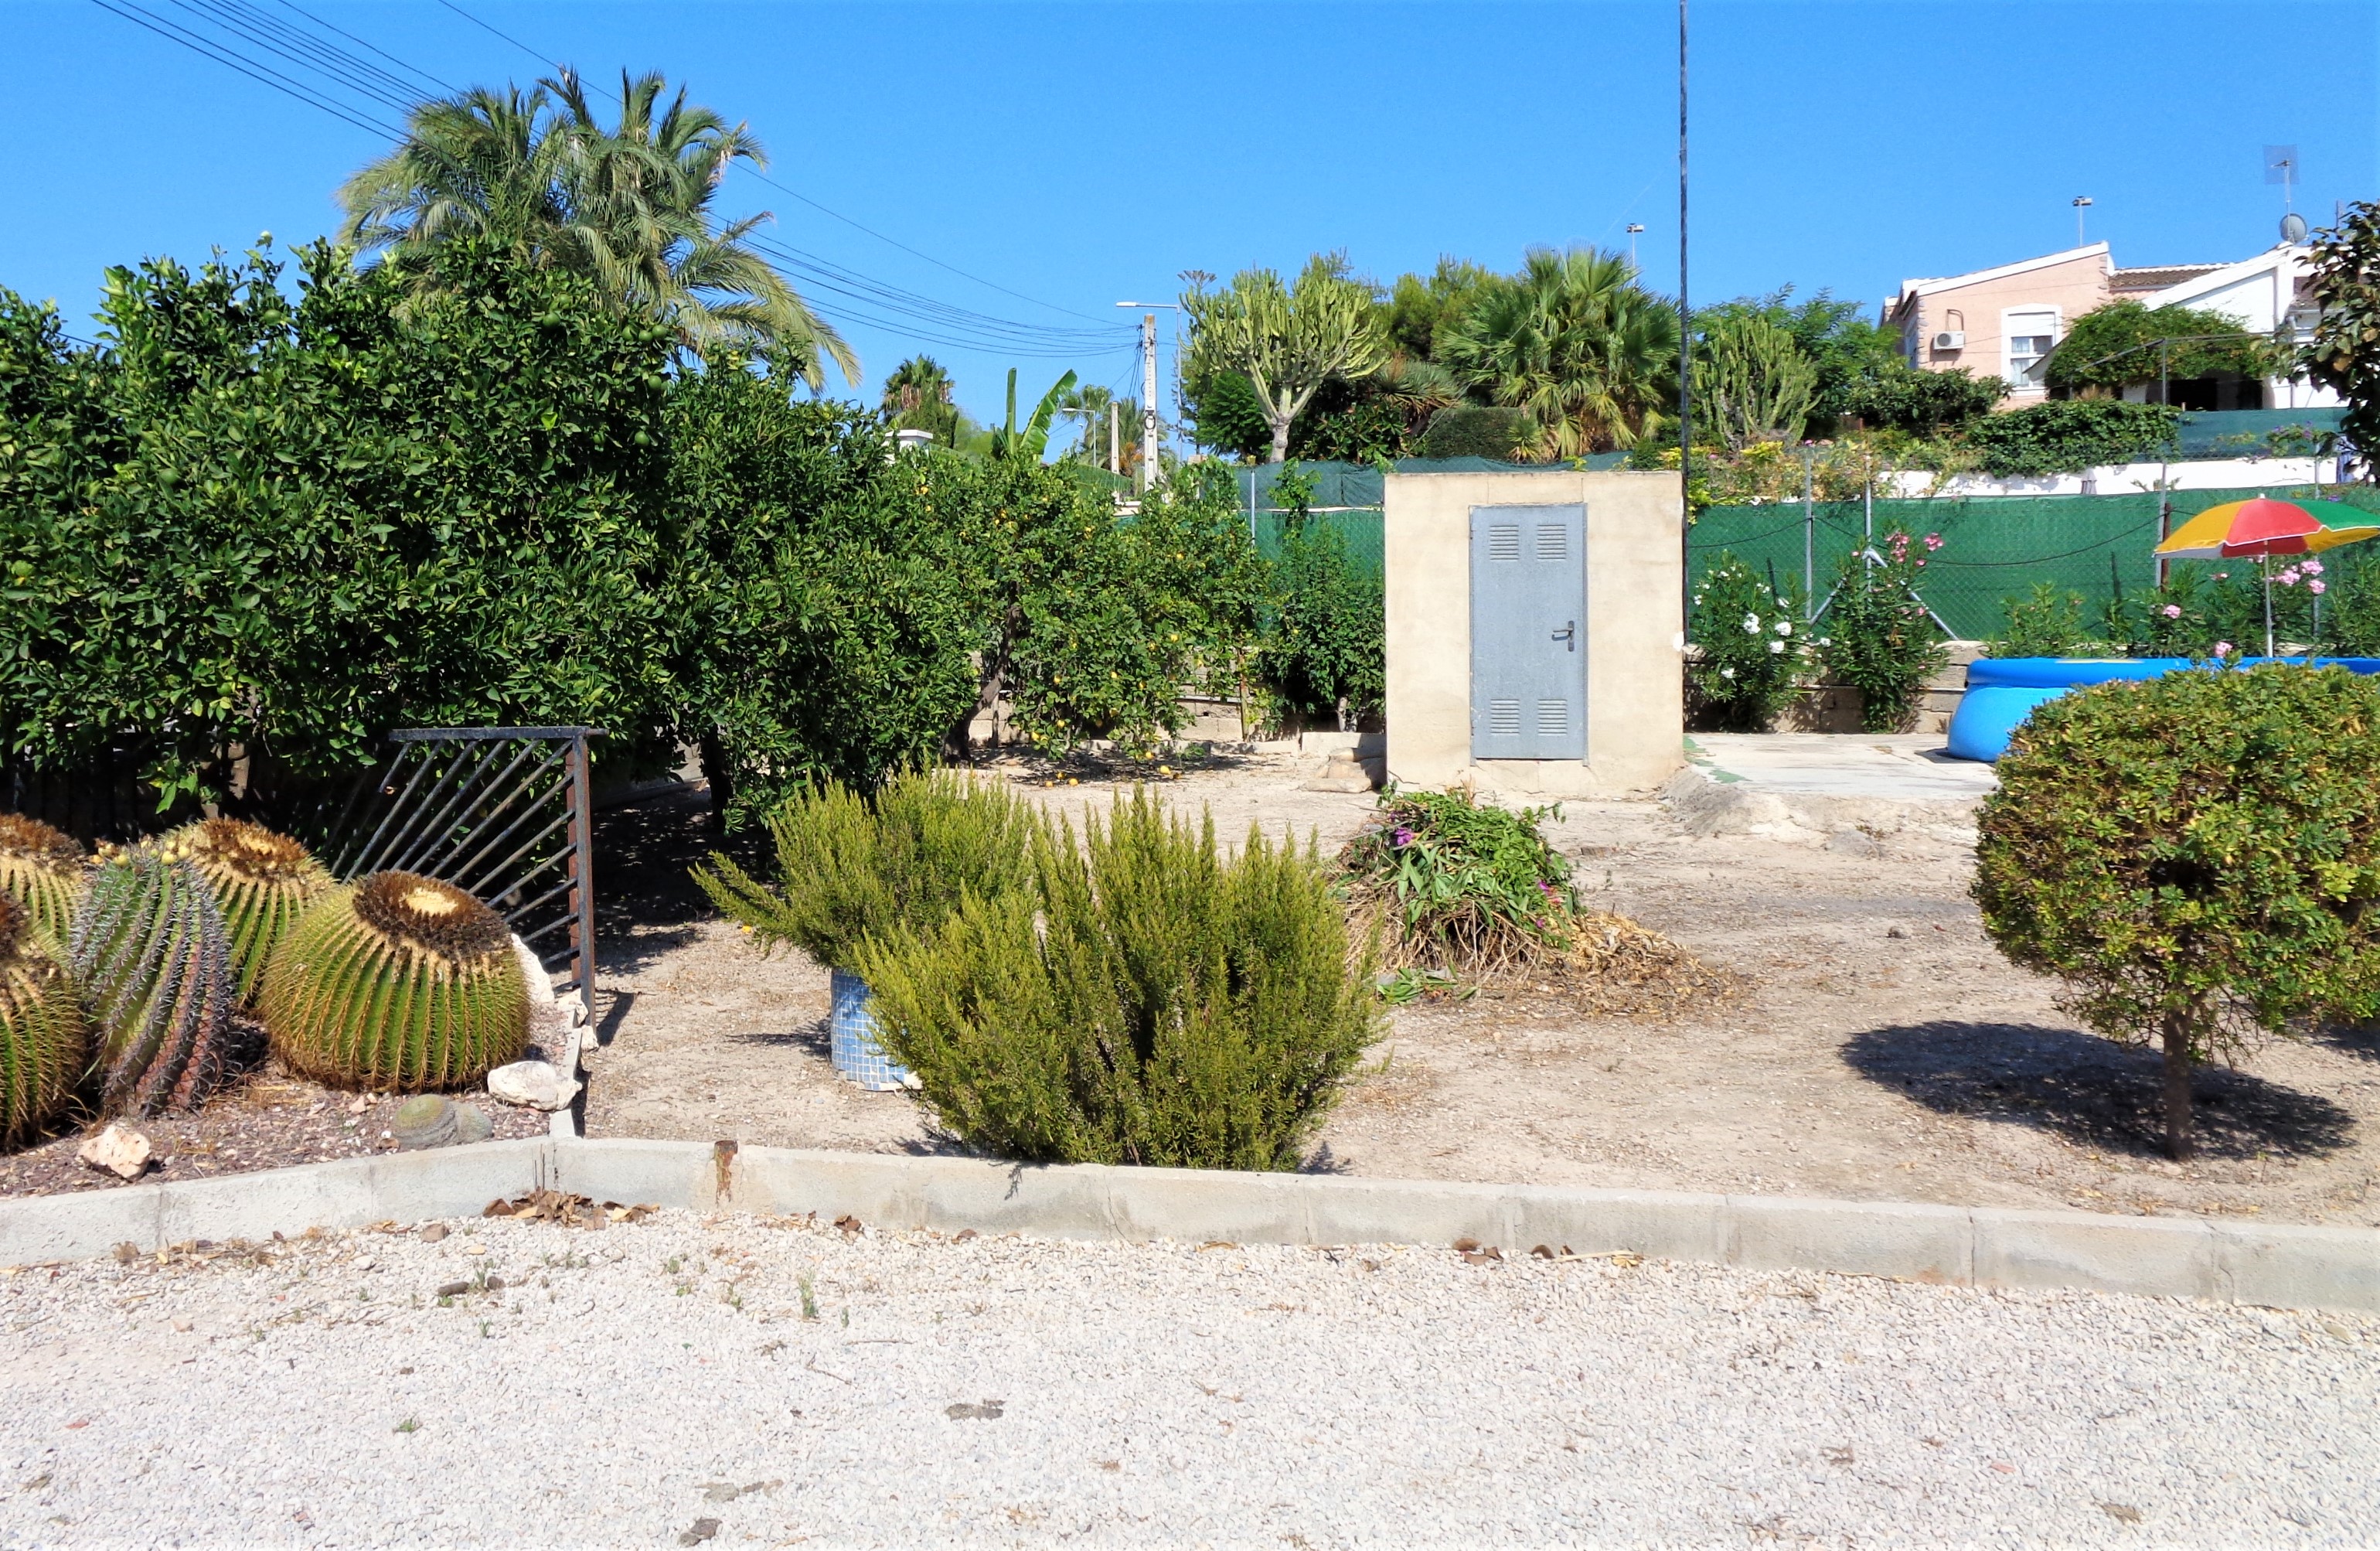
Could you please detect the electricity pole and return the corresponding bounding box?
[1677,0,1691,629]
[1108,401,1119,476]
[1141,312,1159,493]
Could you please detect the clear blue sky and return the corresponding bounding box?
[3,0,2372,428]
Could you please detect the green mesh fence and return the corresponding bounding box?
[1690,483,2380,640]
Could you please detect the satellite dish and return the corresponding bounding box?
[2282,212,2310,244]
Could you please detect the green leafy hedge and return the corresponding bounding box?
[1964,400,2181,478]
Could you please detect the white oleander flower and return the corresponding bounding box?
[1775,620,1793,636]
[1720,666,1737,679]
[1742,613,1761,634]
[1767,639,1785,654]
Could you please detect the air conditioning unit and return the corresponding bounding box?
[1932,331,1966,351]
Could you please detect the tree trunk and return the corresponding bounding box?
[1268,418,1292,463]
[2160,1011,2196,1161]
[696,729,735,837]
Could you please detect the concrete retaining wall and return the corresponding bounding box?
[5,1140,2371,1314]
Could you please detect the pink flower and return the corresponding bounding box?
[2310,579,2328,595]
[1922,533,1944,551]
[2304,560,2324,575]
[2212,641,2233,658]
[2161,604,2183,619]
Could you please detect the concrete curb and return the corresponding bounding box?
[4,1139,2371,1314]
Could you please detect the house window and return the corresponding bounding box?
[2004,308,2058,387]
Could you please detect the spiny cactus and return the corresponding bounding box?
[162,819,330,1005]
[0,895,88,1147]
[261,871,528,1091]
[0,814,87,943]
[70,845,237,1116]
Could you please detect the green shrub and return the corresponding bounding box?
[1421,404,1533,460]
[1339,786,1575,971]
[1963,401,2180,478]
[1688,554,1806,728]
[1990,582,2100,658]
[1973,664,2380,1158]
[691,768,1036,973]
[856,789,1378,1171]
[1816,527,1949,731]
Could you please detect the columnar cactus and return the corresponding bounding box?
[162,819,330,1004]
[0,895,87,1147]
[260,871,529,1091]
[70,846,237,1116]
[0,814,87,943]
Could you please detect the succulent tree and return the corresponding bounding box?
[0,894,88,1147]
[0,814,87,943]
[163,820,331,1005]
[70,846,237,1116]
[261,871,529,1091]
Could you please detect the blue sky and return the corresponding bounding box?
[2,0,2372,428]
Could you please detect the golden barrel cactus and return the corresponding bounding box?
[0,814,87,943]
[162,819,330,1004]
[0,895,87,1147]
[261,871,529,1091]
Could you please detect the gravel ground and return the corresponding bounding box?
[1,1208,2373,1548]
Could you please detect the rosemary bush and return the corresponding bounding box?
[856,790,1378,1171]
[690,768,1035,973]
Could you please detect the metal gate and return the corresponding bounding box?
[318,728,601,1024]
[1469,504,1587,760]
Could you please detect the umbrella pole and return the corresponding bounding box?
[2263,554,2275,659]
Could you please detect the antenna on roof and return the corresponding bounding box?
[2265,145,2305,243]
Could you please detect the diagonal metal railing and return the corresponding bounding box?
[315,728,601,1025]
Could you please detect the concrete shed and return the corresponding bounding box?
[1383,469,1684,797]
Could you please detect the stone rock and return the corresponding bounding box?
[486,1060,581,1112]
[77,1123,152,1181]
[391,1095,458,1150]
[451,1103,492,1144]
[1305,756,1377,795]
[1825,828,1880,857]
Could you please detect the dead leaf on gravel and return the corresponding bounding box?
[419,1225,448,1244]
[2099,1503,2142,1525]
[833,1214,863,1235]
[945,1400,1005,1420]
[678,1518,720,1546]
[1823,1446,1854,1466]
[700,1483,740,1503]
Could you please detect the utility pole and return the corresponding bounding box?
[1108,401,1118,476]
[2072,195,2092,247]
[1141,312,1159,494]
[1677,0,1691,631]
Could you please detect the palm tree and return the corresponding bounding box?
[339,70,855,387]
[1051,381,1141,472]
[881,355,960,445]
[1439,247,1677,458]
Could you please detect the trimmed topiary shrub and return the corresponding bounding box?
[0,895,87,1147]
[70,845,237,1116]
[260,872,528,1091]
[856,789,1380,1171]
[1973,663,2380,1158]
[691,768,1037,973]
[0,814,87,943]
[162,819,331,1005]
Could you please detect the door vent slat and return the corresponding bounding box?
[1487,699,1522,736]
[1537,699,1570,736]
[1535,524,1568,562]
[1488,524,1521,562]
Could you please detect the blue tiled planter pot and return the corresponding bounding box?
[828,968,917,1091]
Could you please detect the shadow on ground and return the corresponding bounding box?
[1841,1021,2357,1161]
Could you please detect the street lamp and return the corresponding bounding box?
[1626,223,1645,270]
[2072,195,2093,247]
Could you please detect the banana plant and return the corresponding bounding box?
[989,368,1078,463]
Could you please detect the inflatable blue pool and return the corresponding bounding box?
[1946,656,2380,763]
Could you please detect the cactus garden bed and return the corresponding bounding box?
[0,1046,549,1198]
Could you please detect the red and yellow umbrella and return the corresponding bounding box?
[2154,496,2380,559]
[2154,497,2380,657]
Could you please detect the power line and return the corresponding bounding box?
[265,0,455,94]
[87,0,403,138]
[165,0,428,115]
[430,0,557,69]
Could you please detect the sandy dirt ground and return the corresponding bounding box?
[582,755,2380,1229]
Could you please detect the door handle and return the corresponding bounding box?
[1551,620,1576,652]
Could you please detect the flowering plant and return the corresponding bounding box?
[1687,554,1808,729]
[1816,525,1950,732]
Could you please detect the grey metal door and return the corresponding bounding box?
[1469,504,1586,759]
